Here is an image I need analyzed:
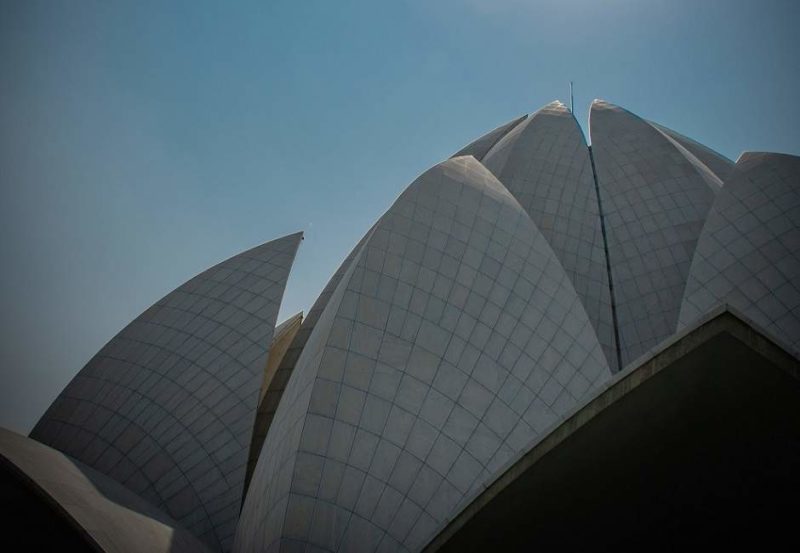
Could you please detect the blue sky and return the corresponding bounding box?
[1,0,798,433]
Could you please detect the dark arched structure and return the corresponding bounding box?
[426,307,800,551]
[0,427,212,552]
[1,457,96,551]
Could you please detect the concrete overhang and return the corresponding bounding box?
[425,306,800,551]
[0,428,213,552]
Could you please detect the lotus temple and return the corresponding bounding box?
[1,99,798,552]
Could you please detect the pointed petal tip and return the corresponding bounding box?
[539,100,569,113]
[446,153,480,166]
[591,98,614,109]
[736,151,800,165]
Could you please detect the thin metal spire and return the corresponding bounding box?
[570,81,574,113]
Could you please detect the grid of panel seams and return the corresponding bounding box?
[31,233,302,551]
[236,157,610,552]
[679,152,800,355]
[590,100,717,368]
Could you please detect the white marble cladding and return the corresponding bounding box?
[450,115,527,162]
[650,121,735,184]
[679,152,800,355]
[482,100,617,370]
[28,98,799,553]
[589,100,718,368]
[235,156,610,552]
[246,229,374,496]
[31,232,302,551]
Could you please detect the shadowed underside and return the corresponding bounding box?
[426,307,800,551]
[0,427,213,553]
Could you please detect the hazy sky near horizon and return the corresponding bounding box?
[1,0,798,434]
